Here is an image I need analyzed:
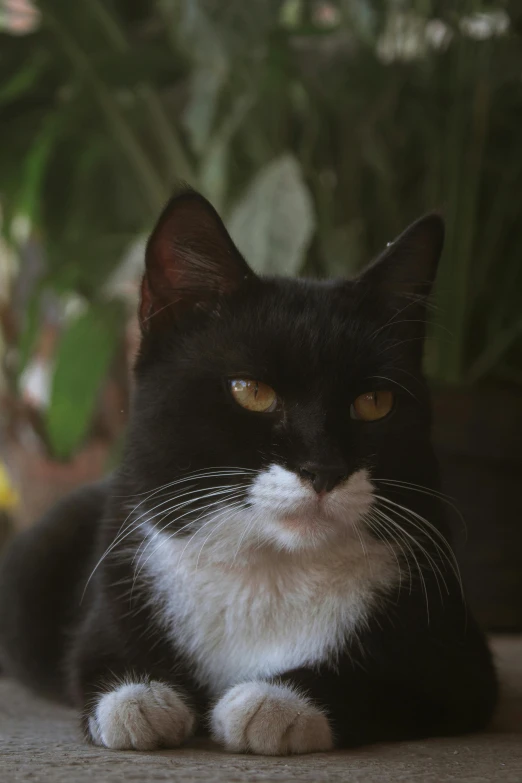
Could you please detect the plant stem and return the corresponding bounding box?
[435,40,489,384]
[87,0,196,184]
[42,9,166,216]
[467,317,522,384]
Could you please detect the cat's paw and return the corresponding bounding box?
[88,681,195,750]
[210,681,333,755]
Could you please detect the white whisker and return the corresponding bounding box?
[370,375,418,401]
[132,484,249,566]
[374,494,463,597]
[81,481,251,603]
[115,468,257,502]
[195,507,248,572]
[374,504,448,600]
[373,479,467,537]
[173,500,246,572]
[134,494,247,585]
[364,513,404,593]
[371,507,431,623]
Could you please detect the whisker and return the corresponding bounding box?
[126,501,247,625]
[88,487,239,583]
[373,479,467,537]
[374,503,448,592]
[195,507,248,572]
[130,508,234,604]
[230,516,258,567]
[375,336,426,356]
[370,315,453,343]
[134,494,247,584]
[174,503,244,572]
[352,518,369,565]
[371,507,431,622]
[368,509,414,593]
[81,482,250,602]
[364,512,405,594]
[375,494,463,597]
[108,469,255,557]
[370,375,418,401]
[131,484,249,566]
[367,299,426,343]
[114,468,257,501]
[112,483,199,559]
[116,470,254,533]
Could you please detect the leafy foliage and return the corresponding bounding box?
[45,301,124,460]
[1,0,521,458]
[228,154,315,275]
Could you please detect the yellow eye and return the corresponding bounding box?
[229,379,278,413]
[351,390,394,422]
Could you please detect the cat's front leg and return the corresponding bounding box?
[87,678,196,751]
[210,681,333,755]
[70,622,197,750]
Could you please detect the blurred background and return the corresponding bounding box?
[0,0,521,629]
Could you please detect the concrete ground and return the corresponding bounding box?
[0,638,520,783]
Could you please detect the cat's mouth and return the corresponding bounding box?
[246,464,375,551]
[279,492,336,523]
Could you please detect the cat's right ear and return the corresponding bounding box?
[139,190,255,331]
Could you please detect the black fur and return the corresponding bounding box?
[0,191,497,748]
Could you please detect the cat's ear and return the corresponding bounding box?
[140,190,255,330]
[359,213,444,303]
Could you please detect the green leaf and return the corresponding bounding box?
[227,154,315,275]
[179,0,228,156]
[279,0,303,29]
[45,301,124,460]
[18,115,63,223]
[183,64,226,155]
[198,94,253,210]
[0,51,46,105]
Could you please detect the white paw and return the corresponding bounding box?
[88,681,195,750]
[211,681,333,755]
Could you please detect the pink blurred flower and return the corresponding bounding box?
[1,0,40,35]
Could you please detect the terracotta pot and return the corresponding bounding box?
[432,383,522,631]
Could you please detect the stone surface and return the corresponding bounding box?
[0,637,520,783]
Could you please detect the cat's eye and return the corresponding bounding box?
[229,379,278,413]
[350,390,394,422]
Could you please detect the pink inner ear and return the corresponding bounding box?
[139,266,187,329]
[138,190,255,331]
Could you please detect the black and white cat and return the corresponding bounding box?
[0,191,497,754]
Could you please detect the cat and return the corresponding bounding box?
[0,190,497,754]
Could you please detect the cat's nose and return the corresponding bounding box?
[298,463,348,494]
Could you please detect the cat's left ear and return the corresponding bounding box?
[359,213,444,303]
[140,190,255,331]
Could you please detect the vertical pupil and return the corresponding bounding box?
[254,382,259,399]
[373,391,378,406]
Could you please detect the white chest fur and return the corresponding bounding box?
[141,523,397,696]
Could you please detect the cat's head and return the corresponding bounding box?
[125,190,444,554]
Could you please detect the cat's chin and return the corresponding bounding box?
[267,520,341,552]
[262,510,356,553]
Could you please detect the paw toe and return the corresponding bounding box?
[211,681,333,755]
[89,681,195,750]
